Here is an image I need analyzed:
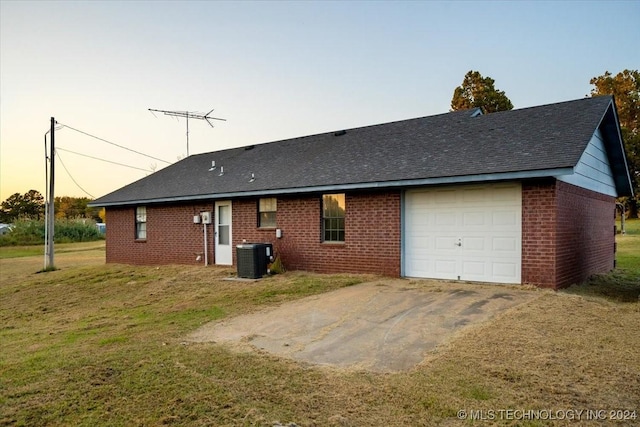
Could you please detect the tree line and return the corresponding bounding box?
[0,190,104,223]
[451,69,639,217]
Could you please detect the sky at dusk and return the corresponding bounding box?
[1,0,638,201]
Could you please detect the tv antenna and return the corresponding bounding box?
[149,108,226,156]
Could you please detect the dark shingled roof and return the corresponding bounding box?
[91,96,632,207]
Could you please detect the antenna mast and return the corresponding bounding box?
[149,108,226,156]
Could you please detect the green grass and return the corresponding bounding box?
[616,217,640,274]
[0,241,105,259]
[0,264,374,426]
[566,218,640,302]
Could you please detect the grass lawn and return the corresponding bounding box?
[0,241,106,260]
[565,218,640,302]
[1,223,638,426]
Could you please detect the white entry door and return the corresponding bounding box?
[404,183,522,284]
[215,201,232,265]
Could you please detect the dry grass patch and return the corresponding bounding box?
[1,240,639,426]
[418,291,639,411]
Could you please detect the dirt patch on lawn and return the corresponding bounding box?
[189,279,542,372]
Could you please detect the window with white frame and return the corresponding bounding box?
[322,194,345,242]
[258,198,277,228]
[135,206,147,240]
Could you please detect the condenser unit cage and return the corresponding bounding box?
[236,243,273,279]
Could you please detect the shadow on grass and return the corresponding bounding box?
[564,269,640,303]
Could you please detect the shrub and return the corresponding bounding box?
[0,219,45,246]
[0,218,104,246]
[55,219,104,243]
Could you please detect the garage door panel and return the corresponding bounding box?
[435,260,457,276]
[409,223,431,235]
[462,237,485,251]
[492,185,520,201]
[492,237,517,251]
[493,211,518,226]
[405,262,430,278]
[462,261,486,276]
[462,187,486,202]
[492,262,518,280]
[435,236,458,252]
[405,183,521,284]
[435,212,456,227]
[432,190,457,204]
[462,212,486,226]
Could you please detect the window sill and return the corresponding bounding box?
[322,241,345,245]
[135,239,147,243]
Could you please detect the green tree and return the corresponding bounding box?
[590,69,639,217]
[54,196,103,222]
[451,70,514,113]
[0,190,45,222]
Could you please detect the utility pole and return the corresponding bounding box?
[45,117,56,270]
[148,108,226,156]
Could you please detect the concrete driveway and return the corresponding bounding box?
[188,279,539,372]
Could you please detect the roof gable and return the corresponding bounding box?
[91,96,632,207]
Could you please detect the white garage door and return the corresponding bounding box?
[404,183,522,284]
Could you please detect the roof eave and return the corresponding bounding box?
[89,167,574,207]
[598,97,634,197]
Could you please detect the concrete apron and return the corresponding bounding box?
[188,280,540,372]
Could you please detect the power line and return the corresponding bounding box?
[56,147,153,172]
[57,122,172,165]
[55,149,95,198]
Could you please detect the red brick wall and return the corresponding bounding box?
[105,182,614,287]
[555,181,615,288]
[522,180,557,287]
[233,192,401,276]
[105,203,215,265]
[105,191,402,276]
[522,180,615,289]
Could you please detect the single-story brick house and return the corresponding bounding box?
[90,96,633,289]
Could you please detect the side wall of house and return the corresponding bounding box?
[554,180,615,288]
[521,180,615,289]
[233,191,402,276]
[105,203,215,265]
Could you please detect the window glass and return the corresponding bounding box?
[218,225,229,245]
[218,205,229,225]
[217,204,230,245]
[322,194,345,242]
[135,206,147,240]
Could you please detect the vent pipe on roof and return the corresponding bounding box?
[219,166,224,176]
[208,160,216,171]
